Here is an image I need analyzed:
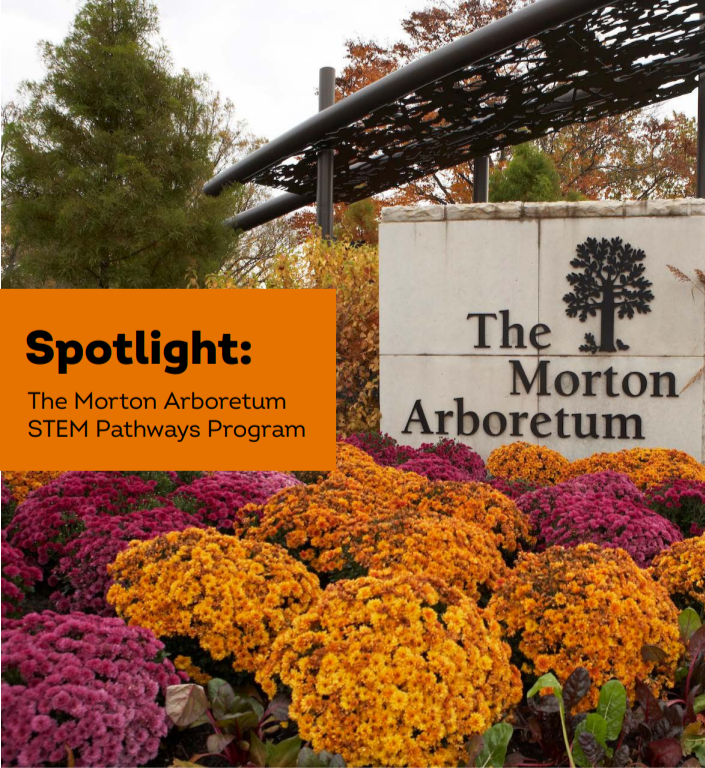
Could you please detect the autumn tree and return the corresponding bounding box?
[563,237,654,354]
[208,235,381,433]
[337,0,698,206]
[1,0,253,288]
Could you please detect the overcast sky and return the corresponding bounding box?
[2,0,699,145]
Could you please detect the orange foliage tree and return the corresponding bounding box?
[207,235,380,434]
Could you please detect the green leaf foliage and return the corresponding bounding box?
[679,608,702,642]
[596,680,627,741]
[2,0,244,288]
[266,736,303,768]
[297,747,346,767]
[572,714,608,768]
[528,673,564,706]
[474,723,514,768]
[489,143,562,203]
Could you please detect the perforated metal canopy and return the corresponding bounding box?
[205,0,705,227]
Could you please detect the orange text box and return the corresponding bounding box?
[0,289,336,470]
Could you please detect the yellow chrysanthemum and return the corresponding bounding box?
[257,574,521,767]
[565,448,705,489]
[247,445,528,584]
[3,471,65,503]
[488,544,683,708]
[107,528,322,674]
[487,442,569,486]
[651,535,705,610]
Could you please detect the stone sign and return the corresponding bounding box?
[379,200,705,460]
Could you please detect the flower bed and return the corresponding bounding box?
[169,470,301,529]
[651,534,705,610]
[1,534,42,618]
[3,442,704,768]
[7,472,165,567]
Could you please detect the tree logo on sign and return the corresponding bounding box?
[563,237,654,354]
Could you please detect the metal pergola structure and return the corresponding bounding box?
[205,0,705,236]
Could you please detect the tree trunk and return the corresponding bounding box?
[599,284,617,352]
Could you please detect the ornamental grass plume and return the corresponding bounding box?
[50,507,205,615]
[1,611,180,767]
[257,574,521,768]
[488,544,683,708]
[107,528,322,675]
[487,441,569,486]
[651,535,705,611]
[2,533,42,618]
[2,471,64,503]
[564,447,705,489]
[169,470,302,530]
[646,479,705,536]
[517,472,682,566]
[7,472,166,567]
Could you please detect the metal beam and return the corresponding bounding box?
[224,192,311,232]
[204,0,614,197]
[316,67,335,238]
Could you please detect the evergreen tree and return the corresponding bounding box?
[489,143,564,203]
[2,0,244,288]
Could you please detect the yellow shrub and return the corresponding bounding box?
[107,528,321,674]
[488,544,683,708]
[257,574,521,767]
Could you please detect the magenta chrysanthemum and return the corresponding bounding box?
[517,471,682,566]
[7,472,166,566]
[51,507,204,615]
[397,453,472,482]
[1,611,180,767]
[340,433,486,481]
[169,471,302,529]
[646,479,705,536]
[1,534,42,619]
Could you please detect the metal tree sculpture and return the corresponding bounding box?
[563,237,654,354]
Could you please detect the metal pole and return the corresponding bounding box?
[473,156,490,202]
[698,25,704,198]
[316,67,335,239]
[225,192,312,231]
